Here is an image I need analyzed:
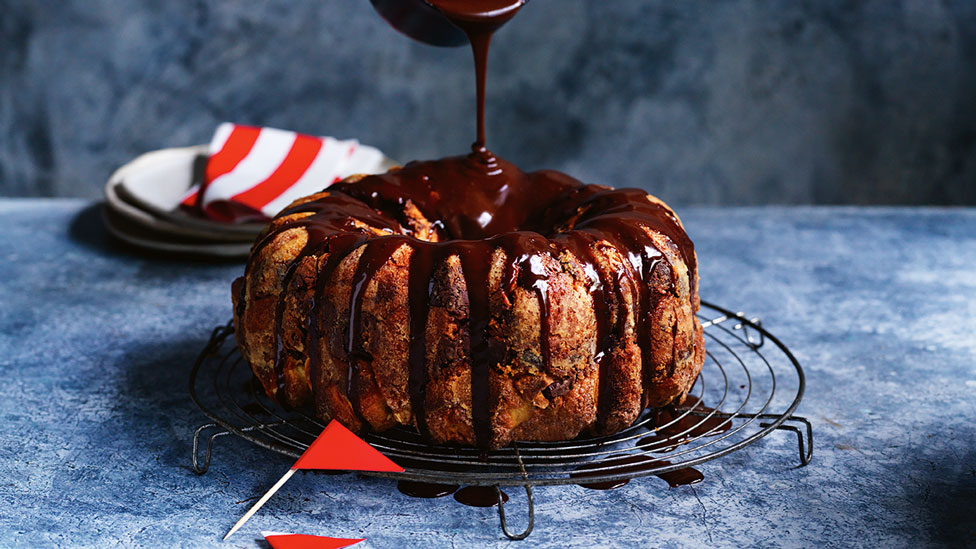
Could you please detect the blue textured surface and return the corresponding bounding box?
[1,200,974,547]
[3,1,976,205]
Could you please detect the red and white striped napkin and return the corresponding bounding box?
[180,123,392,223]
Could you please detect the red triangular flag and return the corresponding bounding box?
[223,420,404,541]
[263,531,365,549]
[292,420,404,472]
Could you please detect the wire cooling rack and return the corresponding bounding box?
[190,300,812,540]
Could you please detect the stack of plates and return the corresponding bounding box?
[102,146,265,258]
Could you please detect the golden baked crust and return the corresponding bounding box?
[233,174,704,449]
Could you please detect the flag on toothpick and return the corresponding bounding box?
[262,531,365,549]
[223,420,403,540]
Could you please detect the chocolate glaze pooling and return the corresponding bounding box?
[637,397,732,451]
[454,485,509,507]
[397,480,460,498]
[571,455,704,490]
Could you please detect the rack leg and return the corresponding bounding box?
[690,411,815,468]
[733,313,765,349]
[496,484,534,541]
[761,415,814,467]
[192,423,230,474]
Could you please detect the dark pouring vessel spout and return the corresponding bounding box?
[369,0,468,47]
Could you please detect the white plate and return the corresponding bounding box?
[102,205,252,258]
[104,145,267,239]
[104,177,259,243]
[103,143,398,257]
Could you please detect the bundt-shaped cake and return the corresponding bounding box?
[232,149,704,449]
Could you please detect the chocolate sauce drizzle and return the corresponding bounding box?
[253,149,695,447]
[637,397,732,451]
[453,485,509,507]
[397,480,460,499]
[427,0,525,146]
[571,455,704,490]
[570,399,723,490]
[248,0,698,449]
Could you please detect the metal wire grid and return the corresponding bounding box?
[190,301,812,539]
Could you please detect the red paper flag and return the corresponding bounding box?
[263,531,365,549]
[224,420,403,540]
[292,420,404,472]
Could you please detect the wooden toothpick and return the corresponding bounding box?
[221,420,403,541]
[223,468,296,540]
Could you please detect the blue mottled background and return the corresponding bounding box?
[2,0,975,205]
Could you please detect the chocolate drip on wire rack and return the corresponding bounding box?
[190,301,812,541]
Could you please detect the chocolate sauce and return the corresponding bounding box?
[426,0,526,146]
[453,485,509,507]
[572,455,704,490]
[637,397,731,451]
[397,480,460,498]
[251,0,699,450]
[259,160,695,446]
[656,465,705,488]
